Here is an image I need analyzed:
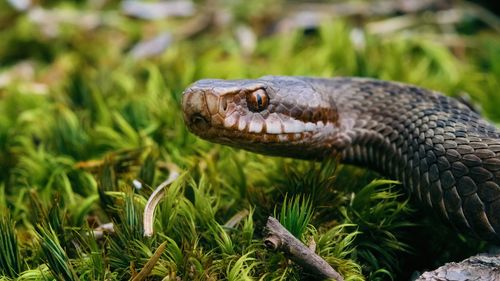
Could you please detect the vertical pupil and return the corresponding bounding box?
[256,94,262,108]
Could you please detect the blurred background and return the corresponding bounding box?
[1,0,500,94]
[1,0,500,117]
[1,1,500,281]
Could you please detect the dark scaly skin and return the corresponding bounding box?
[182,76,500,242]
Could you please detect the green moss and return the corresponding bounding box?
[1,1,499,280]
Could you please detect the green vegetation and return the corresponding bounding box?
[1,0,499,280]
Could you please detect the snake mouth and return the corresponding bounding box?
[184,104,321,144]
[185,109,338,148]
[205,125,316,144]
[186,123,331,160]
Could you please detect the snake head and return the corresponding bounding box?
[182,76,340,159]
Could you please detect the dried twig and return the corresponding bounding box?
[121,0,194,20]
[264,217,344,281]
[224,209,250,229]
[143,169,180,237]
[289,0,449,18]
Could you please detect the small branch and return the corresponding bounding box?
[224,209,250,228]
[143,170,180,237]
[289,0,449,18]
[264,217,344,281]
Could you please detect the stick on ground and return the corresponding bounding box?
[264,216,344,281]
[143,170,180,237]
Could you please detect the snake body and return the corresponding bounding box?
[182,76,500,242]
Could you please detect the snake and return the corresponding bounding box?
[181,76,500,242]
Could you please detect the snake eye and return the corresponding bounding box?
[246,89,269,112]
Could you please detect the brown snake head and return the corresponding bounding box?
[182,76,340,159]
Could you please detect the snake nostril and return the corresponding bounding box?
[221,98,228,112]
[191,113,209,128]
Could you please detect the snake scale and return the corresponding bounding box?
[182,76,500,242]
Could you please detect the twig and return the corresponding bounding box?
[143,169,180,237]
[264,217,344,281]
[367,7,500,36]
[276,0,449,35]
[224,209,250,229]
[289,0,448,17]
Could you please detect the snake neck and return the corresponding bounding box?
[315,78,500,242]
[316,78,480,170]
